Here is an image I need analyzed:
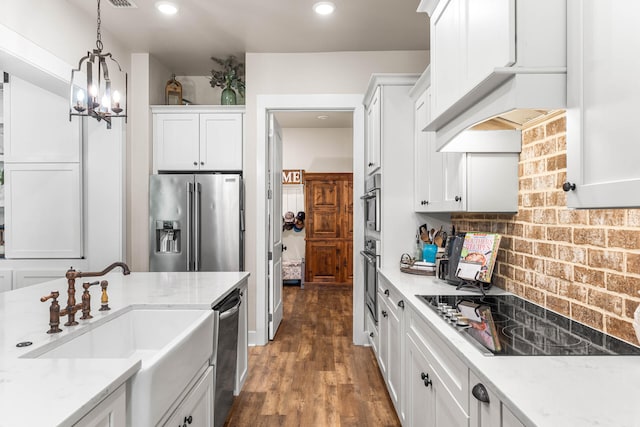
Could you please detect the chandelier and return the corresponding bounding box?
[69,0,127,129]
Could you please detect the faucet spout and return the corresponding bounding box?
[66,262,131,280]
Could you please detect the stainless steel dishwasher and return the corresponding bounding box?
[212,288,241,427]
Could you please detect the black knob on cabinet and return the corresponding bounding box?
[398,300,405,310]
[455,196,462,202]
[193,161,198,166]
[368,162,374,167]
[200,161,204,165]
[283,246,287,251]
[472,383,490,403]
[421,372,432,388]
[384,289,390,297]
[562,181,576,192]
[382,310,388,318]
[369,332,374,338]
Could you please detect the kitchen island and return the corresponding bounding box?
[0,271,249,427]
[378,267,640,427]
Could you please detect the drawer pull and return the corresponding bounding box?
[472,383,490,403]
[398,300,405,310]
[381,310,388,318]
[384,289,390,297]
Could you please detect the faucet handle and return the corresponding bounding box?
[99,280,111,311]
[41,291,62,334]
[80,281,100,320]
[41,291,60,303]
[82,280,100,291]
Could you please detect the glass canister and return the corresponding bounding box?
[422,244,438,263]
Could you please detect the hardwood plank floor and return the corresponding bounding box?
[224,283,400,427]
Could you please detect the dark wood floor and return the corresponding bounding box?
[224,283,400,427]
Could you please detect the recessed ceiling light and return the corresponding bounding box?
[317,115,329,120]
[313,2,335,15]
[155,1,178,15]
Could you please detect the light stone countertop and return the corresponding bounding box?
[379,267,640,427]
[0,271,249,427]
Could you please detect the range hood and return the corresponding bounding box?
[426,71,566,153]
[420,0,567,153]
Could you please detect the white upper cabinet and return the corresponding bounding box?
[365,86,381,175]
[4,75,81,163]
[565,0,640,208]
[200,113,243,171]
[153,106,243,173]
[412,69,518,213]
[5,163,82,258]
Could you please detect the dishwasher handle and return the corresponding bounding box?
[219,299,241,320]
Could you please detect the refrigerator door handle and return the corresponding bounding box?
[194,181,201,271]
[186,181,193,271]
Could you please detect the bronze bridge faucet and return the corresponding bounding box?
[40,262,131,334]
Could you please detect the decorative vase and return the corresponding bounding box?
[221,87,237,105]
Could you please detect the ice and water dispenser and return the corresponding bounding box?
[155,220,181,253]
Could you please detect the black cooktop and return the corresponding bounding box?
[417,294,640,356]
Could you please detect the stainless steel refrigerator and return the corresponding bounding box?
[149,174,244,272]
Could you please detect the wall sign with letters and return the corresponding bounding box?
[282,169,304,184]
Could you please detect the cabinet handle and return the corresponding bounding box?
[368,162,374,167]
[193,161,198,166]
[182,414,193,426]
[455,196,462,202]
[200,161,205,166]
[384,289,390,297]
[369,332,374,338]
[381,310,388,318]
[398,300,405,310]
[562,181,576,192]
[421,200,429,205]
[421,372,432,388]
[472,383,490,403]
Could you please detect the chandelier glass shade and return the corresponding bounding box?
[69,0,127,129]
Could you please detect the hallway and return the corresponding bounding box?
[225,284,400,426]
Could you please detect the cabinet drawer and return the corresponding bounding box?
[378,274,406,315]
[407,306,468,409]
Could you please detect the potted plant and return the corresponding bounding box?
[209,55,245,105]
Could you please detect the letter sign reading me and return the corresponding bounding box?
[282,169,304,184]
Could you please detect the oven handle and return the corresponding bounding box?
[360,192,376,200]
[360,250,377,263]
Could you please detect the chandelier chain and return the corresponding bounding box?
[96,0,103,51]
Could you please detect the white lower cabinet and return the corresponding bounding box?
[377,275,405,422]
[366,309,379,357]
[404,306,469,427]
[74,384,126,427]
[163,366,214,427]
[235,282,248,395]
[469,371,525,427]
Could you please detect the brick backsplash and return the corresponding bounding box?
[452,112,640,345]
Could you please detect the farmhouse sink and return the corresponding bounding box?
[23,307,215,426]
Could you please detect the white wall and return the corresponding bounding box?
[244,51,429,342]
[282,128,352,172]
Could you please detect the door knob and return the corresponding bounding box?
[562,181,576,192]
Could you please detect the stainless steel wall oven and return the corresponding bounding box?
[361,238,379,324]
[361,174,381,232]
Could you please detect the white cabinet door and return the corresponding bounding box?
[387,292,404,420]
[163,366,214,427]
[432,0,464,116]
[465,0,515,88]
[405,334,435,427]
[235,282,248,395]
[377,292,389,379]
[366,309,379,356]
[414,89,431,211]
[74,384,126,427]
[200,113,242,171]
[365,86,381,175]
[5,163,82,258]
[566,0,640,208]
[4,75,81,163]
[154,113,200,171]
[0,270,12,292]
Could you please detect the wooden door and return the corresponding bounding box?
[304,173,353,285]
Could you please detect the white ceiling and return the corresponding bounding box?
[67,0,429,76]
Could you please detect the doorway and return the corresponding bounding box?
[255,94,367,346]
